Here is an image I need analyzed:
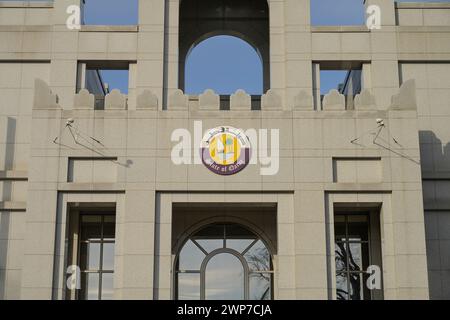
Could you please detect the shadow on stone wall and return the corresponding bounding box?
[419,130,450,173]
[419,130,450,299]
[0,117,16,299]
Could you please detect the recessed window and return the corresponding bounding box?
[334,211,383,300]
[314,62,363,109]
[176,223,273,300]
[66,212,116,300]
[77,61,130,109]
[81,0,138,25]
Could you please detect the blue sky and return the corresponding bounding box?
[16,0,450,94]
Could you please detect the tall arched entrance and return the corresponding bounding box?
[175,223,273,300]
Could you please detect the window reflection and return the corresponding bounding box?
[249,273,271,300]
[179,240,205,270]
[178,273,201,300]
[176,223,273,300]
[244,240,270,271]
[334,213,373,300]
[206,253,244,300]
[78,214,115,300]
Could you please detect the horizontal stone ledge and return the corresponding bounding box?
[0,25,53,32]
[0,1,53,8]
[80,25,139,33]
[0,170,28,180]
[397,26,450,33]
[311,26,370,33]
[396,2,450,9]
[0,201,26,211]
[57,183,126,192]
[324,183,392,193]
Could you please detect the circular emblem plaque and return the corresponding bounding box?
[200,126,251,175]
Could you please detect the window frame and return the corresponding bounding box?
[175,223,274,301]
[65,210,116,300]
[334,210,384,300]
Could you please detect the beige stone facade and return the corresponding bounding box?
[0,0,449,300]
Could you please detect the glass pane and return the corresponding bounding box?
[80,272,99,300]
[362,272,372,300]
[103,216,116,239]
[226,224,254,238]
[348,272,364,300]
[336,273,348,300]
[194,225,225,238]
[80,217,102,241]
[226,239,254,254]
[334,242,347,272]
[348,242,370,272]
[102,242,115,271]
[101,273,114,300]
[348,215,369,241]
[80,242,101,270]
[81,215,102,223]
[249,273,271,300]
[334,215,346,241]
[205,253,244,300]
[244,240,270,271]
[179,240,205,270]
[178,273,200,300]
[196,239,223,253]
[104,215,115,223]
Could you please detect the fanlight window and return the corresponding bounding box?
[175,223,273,300]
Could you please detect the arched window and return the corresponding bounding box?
[184,35,264,95]
[175,223,273,300]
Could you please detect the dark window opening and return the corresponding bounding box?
[65,208,116,300]
[334,210,383,300]
[77,61,130,109]
[314,61,364,110]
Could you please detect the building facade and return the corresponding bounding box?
[0,0,450,300]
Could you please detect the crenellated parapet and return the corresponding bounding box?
[33,79,60,110]
[168,89,189,111]
[73,89,94,110]
[33,79,418,114]
[230,90,251,111]
[322,90,346,111]
[105,89,127,110]
[137,90,158,110]
[390,79,417,110]
[198,89,219,111]
[354,90,377,111]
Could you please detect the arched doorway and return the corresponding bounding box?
[175,223,273,300]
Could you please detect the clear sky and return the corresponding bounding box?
[13,0,450,94]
